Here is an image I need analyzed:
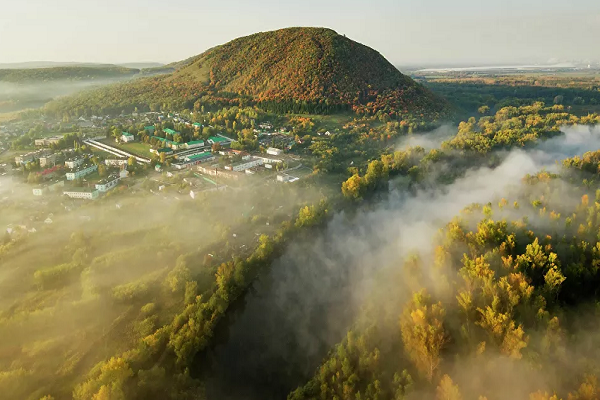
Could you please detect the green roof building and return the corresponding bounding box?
[164,128,179,135]
[209,136,228,143]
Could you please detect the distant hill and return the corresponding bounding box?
[0,61,164,70]
[45,27,450,119]
[0,65,141,83]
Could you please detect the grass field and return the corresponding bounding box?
[97,139,153,158]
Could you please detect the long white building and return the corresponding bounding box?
[63,189,99,200]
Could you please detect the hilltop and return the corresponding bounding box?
[45,28,449,119]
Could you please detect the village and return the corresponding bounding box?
[0,110,312,209]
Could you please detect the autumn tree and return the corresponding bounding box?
[400,290,448,382]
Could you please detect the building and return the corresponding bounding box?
[193,122,202,130]
[121,132,135,142]
[197,165,242,180]
[105,159,128,167]
[65,158,85,169]
[277,174,299,183]
[150,147,173,156]
[254,155,283,165]
[155,164,162,172]
[224,157,264,172]
[66,164,97,181]
[39,153,58,168]
[119,169,129,178]
[95,174,120,192]
[266,147,283,156]
[208,136,230,146]
[144,126,155,134]
[186,140,204,149]
[33,180,64,196]
[163,128,179,136]
[172,152,216,170]
[15,150,46,165]
[34,136,62,147]
[63,188,99,200]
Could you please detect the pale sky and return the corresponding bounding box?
[1,0,599,66]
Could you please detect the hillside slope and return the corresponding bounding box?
[46,28,449,119]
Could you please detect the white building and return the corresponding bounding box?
[63,189,99,200]
[224,157,264,172]
[66,164,97,181]
[95,175,120,192]
[105,159,128,167]
[65,158,85,169]
[266,147,283,156]
[121,132,135,142]
[39,153,58,168]
[33,180,65,196]
[34,136,62,147]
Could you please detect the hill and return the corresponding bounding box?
[0,65,141,83]
[45,28,450,119]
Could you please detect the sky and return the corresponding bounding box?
[1,0,599,67]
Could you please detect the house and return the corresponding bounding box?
[95,174,120,192]
[63,188,99,200]
[121,132,135,143]
[66,164,97,180]
[155,164,162,172]
[193,122,202,130]
[144,126,155,134]
[266,147,283,156]
[65,158,84,169]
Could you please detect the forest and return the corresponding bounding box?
[3,94,600,399]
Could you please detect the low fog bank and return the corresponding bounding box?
[0,78,133,112]
[202,124,600,399]
[531,124,600,168]
[395,124,456,150]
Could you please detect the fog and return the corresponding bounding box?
[0,172,326,400]
[0,78,134,112]
[201,124,600,399]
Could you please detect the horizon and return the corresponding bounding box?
[1,0,599,66]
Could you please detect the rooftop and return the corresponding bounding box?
[187,152,213,161]
[209,136,228,143]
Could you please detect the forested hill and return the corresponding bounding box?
[45,27,450,119]
[0,66,140,83]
